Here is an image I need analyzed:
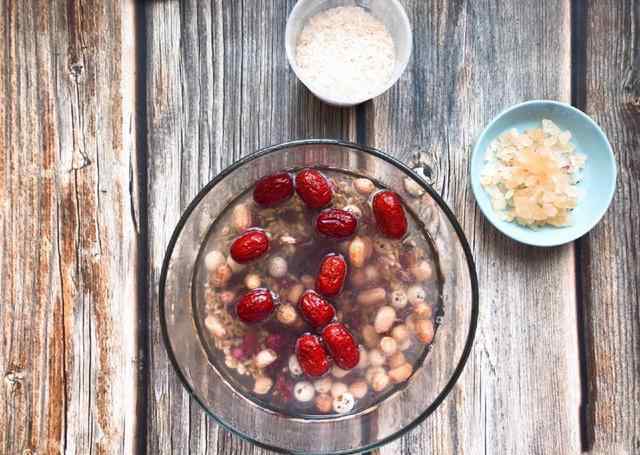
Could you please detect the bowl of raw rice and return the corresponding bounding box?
[470,100,616,247]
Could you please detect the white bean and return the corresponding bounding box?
[333,392,355,414]
[294,381,315,402]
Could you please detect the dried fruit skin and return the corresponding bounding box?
[295,169,333,209]
[316,254,348,297]
[253,172,294,207]
[230,229,270,263]
[298,290,336,329]
[372,191,408,239]
[236,288,276,323]
[316,209,358,239]
[296,334,331,377]
[322,322,360,370]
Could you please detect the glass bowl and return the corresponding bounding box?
[159,140,478,454]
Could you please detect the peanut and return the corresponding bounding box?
[414,302,432,319]
[204,250,225,272]
[415,319,435,344]
[349,237,368,268]
[350,380,368,399]
[379,337,398,356]
[351,270,367,288]
[403,177,425,198]
[253,376,273,395]
[315,393,333,413]
[343,204,362,218]
[364,264,380,283]
[374,306,397,333]
[210,264,232,288]
[331,382,348,399]
[362,325,380,349]
[388,352,406,369]
[232,204,252,231]
[226,256,246,273]
[244,273,262,289]
[391,324,410,344]
[356,346,369,369]
[354,178,375,195]
[255,349,278,369]
[287,283,305,304]
[411,260,433,282]
[389,363,413,383]
[204,315,226,338]
[276,303,298,325]
[365,366,386,383]
[357,287,387,306]
[368,349,386,367]
[300,274,315,288]
[314,377,333,394]
[371,371,390,392]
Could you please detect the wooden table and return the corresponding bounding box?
[2,1,638,454]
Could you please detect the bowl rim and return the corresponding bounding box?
[284,0,413,107]
[159,139,479,454]
[470,99,617,247]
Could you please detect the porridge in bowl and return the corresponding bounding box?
[195,168,443,417]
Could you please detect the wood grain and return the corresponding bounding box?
[143,1,353,453]
[366,1,581,454]
[578,1,640,454]
[0,0,140,454]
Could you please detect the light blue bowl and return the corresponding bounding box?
[470,100,616,247]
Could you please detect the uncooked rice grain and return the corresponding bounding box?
[295,6,395,102]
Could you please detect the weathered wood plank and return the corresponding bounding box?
[367,1,581,454]
[579,1,640,454]
[144,1,353,453]
[0,0,140,454]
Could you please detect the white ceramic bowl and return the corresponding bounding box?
[285,0,412,107]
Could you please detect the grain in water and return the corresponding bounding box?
[295,6,396,102]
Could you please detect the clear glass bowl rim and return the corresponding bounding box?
[158,139,480,454]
